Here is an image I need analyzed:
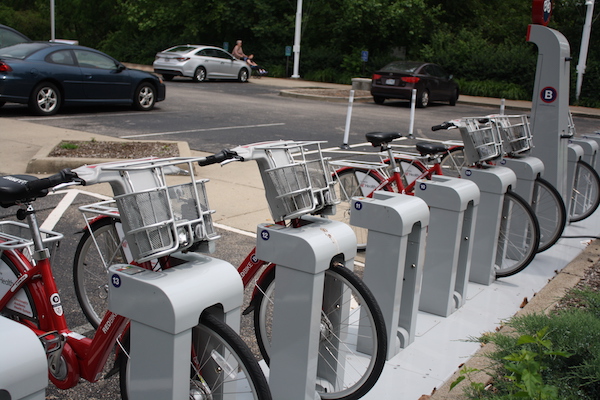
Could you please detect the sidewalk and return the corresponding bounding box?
[1,76,600,399]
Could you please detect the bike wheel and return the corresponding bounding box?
[439,146,466,178]
[0,254,39,328]
[253,263,387,400]
[570,160,600,222]
[531,178,567,252]
[73,217,127,328]
[120,311,272,400]
[331,168,385,249]
[495,191,541,278]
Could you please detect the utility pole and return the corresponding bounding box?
[50,0,55,41]
[576,0,595,100]
[291,0,302,79]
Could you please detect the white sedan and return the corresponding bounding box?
[153,45,251,82]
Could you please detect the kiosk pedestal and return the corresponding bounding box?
[571,138,599,173]
[463,167,517,285]
[256,216,356,400]
[527,24,571,202]
[0,316,47,400]
[350,191,429,354]
[108,253,243,400]
[501,157,544,203]
[415,176,480,317]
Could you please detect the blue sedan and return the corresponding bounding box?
[0,42,165,115]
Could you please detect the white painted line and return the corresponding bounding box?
[214,222,257,238]
[41,189,79,231]
[120,123,286,139]
[17,111,181,122]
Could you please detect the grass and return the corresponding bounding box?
[452,287,600,399]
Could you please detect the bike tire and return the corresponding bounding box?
[439,146,467,178]
[570,160,600,222]
[531,178,567,252]
[331,168,386,249]
[495,191,541,278]
[73,217,127,328]
[253,263,387,400]
[120,311,272,400]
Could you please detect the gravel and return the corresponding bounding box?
[48,140,179,159]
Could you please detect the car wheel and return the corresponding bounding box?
[132,82,156,111]
[417,89,429,108]
[238,68,249,82]
[373,96,385,105]
[29,82,61,116]
[193,67,207,82]
[449,89,458,106]
[162,74,174,81]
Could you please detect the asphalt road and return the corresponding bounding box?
[4,79,598,156]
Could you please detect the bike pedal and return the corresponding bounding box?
[38,330,66,355]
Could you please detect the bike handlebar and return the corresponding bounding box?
[25,169,83,195]
[431,121,457,131]
[197,149,241,166]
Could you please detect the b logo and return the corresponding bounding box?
[541,87,557,103]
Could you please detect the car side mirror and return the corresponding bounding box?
[116,63,126,72]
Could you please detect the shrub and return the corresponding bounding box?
[456,290,600,399]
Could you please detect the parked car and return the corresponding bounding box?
[153,45,251,82]
[370,61,459,108]
[0,24,31,48]
[0,42,165,115]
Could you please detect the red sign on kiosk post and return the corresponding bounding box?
[532,0,553,26]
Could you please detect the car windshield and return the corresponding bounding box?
[0,28,30,48]
[380,61,423,74]
[0,42,47,59]
[165,46,197,54]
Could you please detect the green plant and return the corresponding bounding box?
[501,327,570,400]
[450,366,486,393]
[450,328,570,400]
[60,142,79,150]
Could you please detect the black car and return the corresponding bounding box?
[0,24,31,48]
[371,61,459,108]
[0,42,165,115]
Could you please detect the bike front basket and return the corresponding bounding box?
[494,115,533,155]
[110,158,219,262]
[458,117,503,164]
[261,142,339,220]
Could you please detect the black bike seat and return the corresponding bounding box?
[415,142,448,156]
[365,132,402,147]
[0,174,48,207]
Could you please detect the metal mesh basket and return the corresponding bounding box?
[261,142,339,220]
[0,221,63,260]
[494,115,532,155]
[103,158,219,262]
[458,117,503,164]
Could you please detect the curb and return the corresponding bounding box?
[279,89,372,103]
[25,140,193,174]
[428,239,600,399]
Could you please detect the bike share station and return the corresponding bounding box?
[5,3,600,400]
[105,11,600,400]
[325,2,600,398]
